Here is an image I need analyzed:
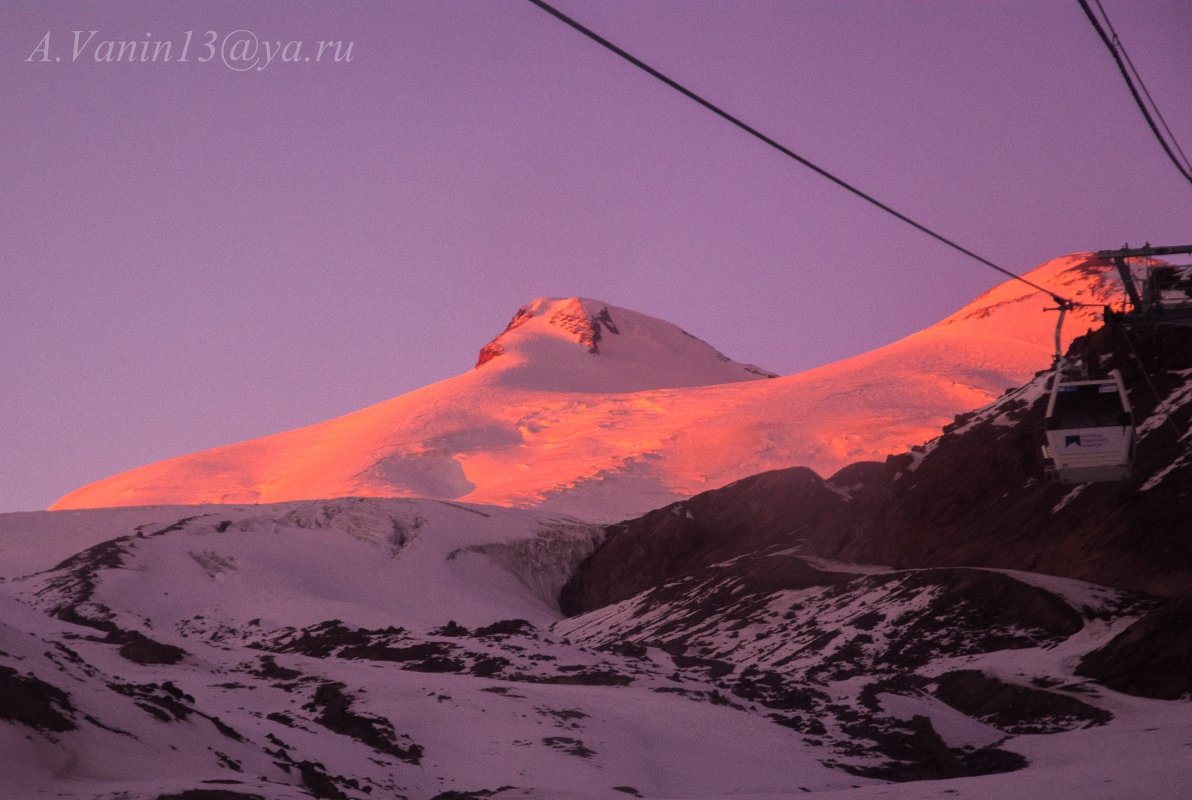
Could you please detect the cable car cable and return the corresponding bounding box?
[1091,0,1192,175]
[1077,0,1192,187]
[525,0,1074,306]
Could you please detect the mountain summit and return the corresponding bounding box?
[472,296,776,392]
[52,254,1121,518]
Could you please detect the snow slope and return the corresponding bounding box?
[0,501,872,799]
[555,545,1192,798]
[52,255,1121,520]
[3,501,1189,799]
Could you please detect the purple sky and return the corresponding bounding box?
[3,0,1189,512]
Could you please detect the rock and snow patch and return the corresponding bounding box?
[472,296,776,392]
[555,549,1170,783]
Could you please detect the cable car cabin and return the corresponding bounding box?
[1042,370,1134,483]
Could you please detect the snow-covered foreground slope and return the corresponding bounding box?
[556,549,1192,799]
[0,501,863,799]
[3,500,1191,799]
[53,256,1120,520]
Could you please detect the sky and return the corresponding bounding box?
[2,0,1189,513]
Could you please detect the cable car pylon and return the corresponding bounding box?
[1100,243,1192,327]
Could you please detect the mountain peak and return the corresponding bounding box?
[476,297,617,367]
[473,296,775,392]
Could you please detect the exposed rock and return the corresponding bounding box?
[295,761,350,800]
[303,681,423,764]
[516,668,632,687]
[430,788,516,800]
[542,735,597,758]
[0,666,76,732]
[155,791,265,800]
[934,670,1112,733]
[871,569,1084,667]
[475,306,533,367]
[838,714,1026,782]
[116,629,187,665]
[561,468,848,614]
[473,619,536,638]
[1077,597,1192,699]
[109,681,195,723]
[251,655,303,681]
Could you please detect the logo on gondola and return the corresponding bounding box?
[1065,435,1082,447]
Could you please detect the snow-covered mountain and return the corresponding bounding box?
[52,255,1121,520]
[5,276,1192,799]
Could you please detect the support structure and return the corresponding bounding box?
[1097,243,1192,326]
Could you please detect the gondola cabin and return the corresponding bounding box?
[1042,369,1134,483]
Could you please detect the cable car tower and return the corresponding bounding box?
[1101,243,1192,327]
[1040,243,1191,483]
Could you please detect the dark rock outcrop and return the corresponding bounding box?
[934,670,1112,733]
[1076,597,1192,699]
[838,714,1026,782]
[0,666,77,732]
[303,682,423,764]
[560,467,848,614]
[155,791,265,800]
